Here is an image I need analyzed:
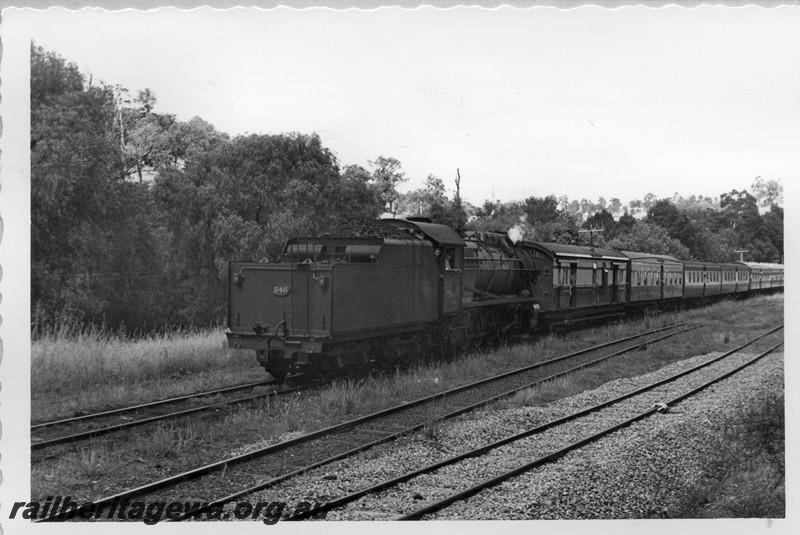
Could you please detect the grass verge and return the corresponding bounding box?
[675,389,785,518]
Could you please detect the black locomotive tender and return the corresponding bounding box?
[226,218,784,381]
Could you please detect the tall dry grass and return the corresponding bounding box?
[31,327,258,420]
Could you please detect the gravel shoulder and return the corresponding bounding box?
[246,349,784,521]
[433,351,784,520]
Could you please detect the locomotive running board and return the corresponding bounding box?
[461,288,538,308]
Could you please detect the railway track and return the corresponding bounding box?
[276,325,782,521]
[39,321,703,521]
[31,379,308,451]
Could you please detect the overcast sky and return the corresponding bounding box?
[5,5,800,207]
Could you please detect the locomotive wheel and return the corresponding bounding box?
[267,369,287,383]
[256,349,288,383]
[437,323,458,359]
[484,310,503,347]
[469,312,487,350]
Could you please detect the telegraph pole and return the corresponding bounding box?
[579,228,604,247]
[734,249,749,262]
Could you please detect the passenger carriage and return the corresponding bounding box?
[684,261,727,299]
[745,262,785,293]
[718,263,744,296]
[523,242,629,323]
[733,263,751,294]
[622,252,683,304]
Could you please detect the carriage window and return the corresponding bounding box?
[576,266,590,286]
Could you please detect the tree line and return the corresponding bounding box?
[471,183,783,264]
[31,45,783,333]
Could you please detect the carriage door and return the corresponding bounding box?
[569,263,578,308]
[611,264,619,303]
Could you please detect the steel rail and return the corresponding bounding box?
[31,384,308,451]
[398,332,783,520]
[171,323,702,521]
[37,320,690,521]
[285,321,770,521]
[32,379,277,430]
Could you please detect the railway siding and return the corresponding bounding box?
[244,346,783,520]
[430,351,784,520]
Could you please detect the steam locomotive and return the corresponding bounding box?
[226,218,783,381]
